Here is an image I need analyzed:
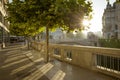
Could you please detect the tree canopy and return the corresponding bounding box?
[99,39,120,48]
[7,0,92,37]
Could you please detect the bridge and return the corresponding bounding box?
[31,41,120,80]
[0,42,119,80]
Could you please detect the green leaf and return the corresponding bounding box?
[6,0,92,37]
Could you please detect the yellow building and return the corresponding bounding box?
[102,0,120,39]
[0,0,9,48]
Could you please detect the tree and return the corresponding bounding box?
[99,39,120,48]
[7,0,46,49]
[7,0,92,62]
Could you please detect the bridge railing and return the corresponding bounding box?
[31,41,120,79]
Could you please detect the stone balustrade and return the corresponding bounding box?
[31,41,120,79]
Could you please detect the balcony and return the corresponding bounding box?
[31,42,120,79]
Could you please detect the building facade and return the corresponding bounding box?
[102,0,120,39]
[0,0,9,48]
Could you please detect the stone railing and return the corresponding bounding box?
[31,42,120,79]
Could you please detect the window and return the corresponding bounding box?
[115,25,118,30]
[64,50,72,60]
[54,48,60,55]
[114,25,118,39]
[66,51,72,59]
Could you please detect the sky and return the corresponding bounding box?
[89,0,115,32]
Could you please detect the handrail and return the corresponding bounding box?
[31,42,120,79]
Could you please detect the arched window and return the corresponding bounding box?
[115,25,118,30]
[114,25,118,39]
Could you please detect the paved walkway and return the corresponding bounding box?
[0,45,114,80]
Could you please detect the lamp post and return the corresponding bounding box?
[1,27,5,48]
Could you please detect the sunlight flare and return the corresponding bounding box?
[22,63,53,80]
[51,70,66,80]
[82,19,90,26]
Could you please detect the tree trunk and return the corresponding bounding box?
[46,26,49,62]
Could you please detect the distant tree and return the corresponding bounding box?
[99,39,120,48]
[7,0,92,62]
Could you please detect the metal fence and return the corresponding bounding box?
[96,54,120,74]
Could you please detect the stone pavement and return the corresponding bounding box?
[0,45,115,80]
